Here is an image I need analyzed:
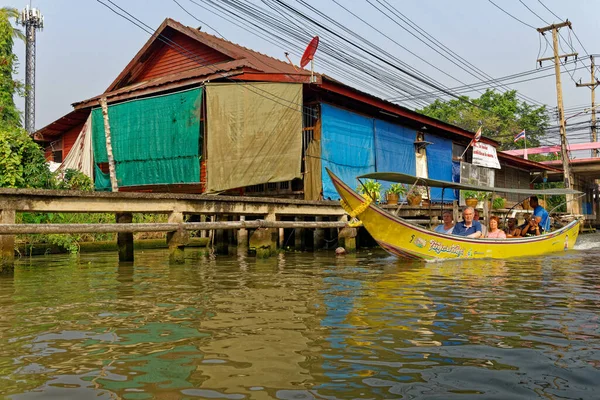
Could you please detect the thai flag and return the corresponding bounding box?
[473,127,482,142]
[514,129,526,142]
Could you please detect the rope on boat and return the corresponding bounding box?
[340,196,371,227]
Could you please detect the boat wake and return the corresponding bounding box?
[574,233,600,250]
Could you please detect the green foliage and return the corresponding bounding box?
[0,7,23,127]
[56,169,94,191]
[0,126,55,188]
[17,212,170,254]
[386,183,408,196]
[418,90,549,150]
[357,179,382,201]
[492,196,506,209]
[462,190,489,201]
[533,182,566,213]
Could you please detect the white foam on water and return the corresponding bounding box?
[574,234,600,250]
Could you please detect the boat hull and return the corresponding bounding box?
[328,170,580,261]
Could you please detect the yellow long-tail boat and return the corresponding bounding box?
[327,169,582,261]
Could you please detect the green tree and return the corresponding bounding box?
[418,90,550,150]
[0,8,54,189]
[0,7,24,126]
[0,126,54,188]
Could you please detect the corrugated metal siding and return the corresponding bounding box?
[200,159,206,193]
[137,31,232,82]
[63,123,84,157]
[495,166,530,202]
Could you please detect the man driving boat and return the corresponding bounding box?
[530,196,550,232]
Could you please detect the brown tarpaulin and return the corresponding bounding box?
[206,83,303,192]
[304,140,322,200]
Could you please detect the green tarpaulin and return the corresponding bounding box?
[92,88,203,189]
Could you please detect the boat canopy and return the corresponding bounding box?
[357,172,583,195]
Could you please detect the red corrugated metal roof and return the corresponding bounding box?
[73,59,249,109]
[34,109,90,140]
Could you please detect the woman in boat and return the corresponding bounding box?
[504,218,521,238]
[434,210,454,234]
[486,216,506,239]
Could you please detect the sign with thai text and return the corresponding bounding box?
[472,142,501,169]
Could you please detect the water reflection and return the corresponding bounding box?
[0,246,598,398]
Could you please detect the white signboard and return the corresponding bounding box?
[472,142,501,169]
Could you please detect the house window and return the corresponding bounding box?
[53,150,63,163]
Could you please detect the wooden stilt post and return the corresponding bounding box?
[215,215,228,255]
[167,211,188,264]
[0,209,15,272]
[294,216,304,251]
[116,213,134,262]
[314,216,325,250]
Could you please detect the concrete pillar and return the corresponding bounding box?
[314,216,325,250]
[116,212,134,262]
[250,213,277,258]
[167,211,188,264]
[237,215,248,254]
[338,215,357,253]
[265,213,278,254]
[200,215,207,238]
[0,209,15,272]
[294,216,304,251]
[279,228,285,249]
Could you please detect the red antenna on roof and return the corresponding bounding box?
[300,36,319,82]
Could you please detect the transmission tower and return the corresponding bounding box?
[17,5,44,134]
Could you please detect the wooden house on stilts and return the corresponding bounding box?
[35,18,558,203]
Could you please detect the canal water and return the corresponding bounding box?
[1,236,600,399]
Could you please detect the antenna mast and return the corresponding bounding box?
[18,5,44,134]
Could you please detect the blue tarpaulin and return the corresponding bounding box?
[374,119,416,193]
[321,104,376,200]
[427,134,456,202]
[452,161,461,200]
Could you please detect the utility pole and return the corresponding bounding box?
[575,55,599,157]
[17,5,44,135]
[537,21,577,214]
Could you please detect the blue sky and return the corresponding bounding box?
[5,0,600,148]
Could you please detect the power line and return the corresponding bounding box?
[487,0,536,30]
[536,0,561,21]
[368,0,545,107]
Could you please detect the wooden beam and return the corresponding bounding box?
[503,142,600,156]
[0,220,349,235]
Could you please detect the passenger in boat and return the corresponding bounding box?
[504,218,521,238]
[530,196,550,232]
[434,210,454,234]
[452,207,482,238]
[474,209,488,237]
[519,215,542,236]
[486,216,506,239]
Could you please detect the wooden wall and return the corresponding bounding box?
[136,30,232,83]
